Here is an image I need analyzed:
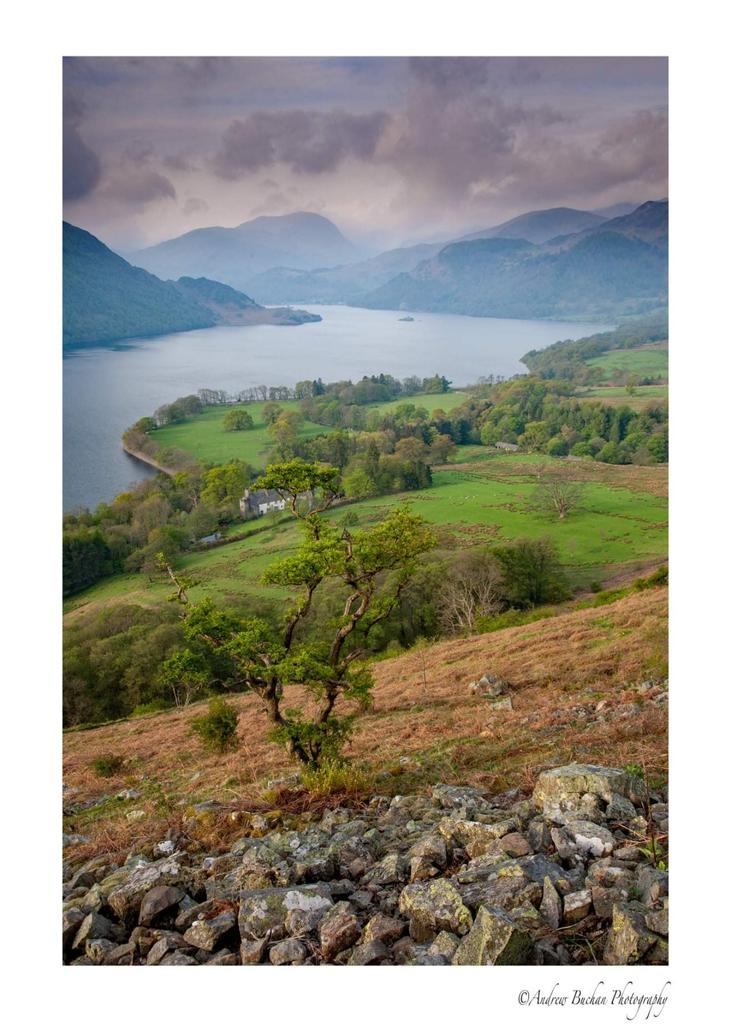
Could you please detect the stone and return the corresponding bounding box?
[427,930,461,962]
[490,696,513,711]
[184,910,237,952]
[438,817,519,858]
[591,885,630,920]
[550,827,579,861]
[348,939,389,965]
[240,937,267,964]
[269,938,307,965]
[159,951,198,965]
[469,674,508,697]
[603,901,660,965]
[362,913,406,945]
[72,912,125,950]
[540,876,562,929]
[533,764,647,816]
[500,832,532,858]
[104,942,136,965]
[238,886,333,941]
[85,938,117,964]
[62,907,86,953]
[636,866,669,905]
[207,950,238,965]
[398,878,472,942]
[563,889,592,924]
[362,851,405,885]
[318,902,361,960]
[453,906,533,965]
[607,793,638,822]
[107,855,190,924]
[147,934,193,965]
[138,885,186,927]
[645,905,669,936]
[431,784,489,817]
[565,820,616,858]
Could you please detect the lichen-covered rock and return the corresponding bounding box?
[72,912,125,951]
[428,930,461,962]
[603,901,661,965]
[240,937,267,964]
[348,939,388,965]
[107,856,190,924]
[540,877,562,929]
[399,878,472,942]
[184,909,237,951]
[453,906,533,965]
[362,913,406,945]
[563,889,592,924]
[269,938,307,965]
[533,764,647,819]
[565,820,616,857]
[318,901,361,960]
[238,886,332,941]
[146,933,192,965]
[438,817,519,858]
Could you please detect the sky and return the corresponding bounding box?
[63,56,668,253]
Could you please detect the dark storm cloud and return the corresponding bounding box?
[63,94,102,201]
[212,109,390,178]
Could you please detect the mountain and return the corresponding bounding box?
[240,207,610,306]
[129,212,363,291]
[592,202,643,220]
[358,201,668,320]
[63,223,320,347]
[458,207,607,245]
[245,241,445,305]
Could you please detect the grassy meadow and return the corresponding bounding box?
[65,453,667,620]
[586,342,668,381]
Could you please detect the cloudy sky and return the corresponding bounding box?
[63,56,668,253]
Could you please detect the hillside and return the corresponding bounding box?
[63,222,217,346]
[63,223,321,346]
[458,206,606,245]
[130,212,363,291]
[359,202,668,319]
[63,586,667,858]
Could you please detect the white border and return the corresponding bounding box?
[2,2,727,1020]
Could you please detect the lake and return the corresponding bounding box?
[63,304,612,511]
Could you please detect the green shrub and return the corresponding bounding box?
[190,697,239,754]
[91,754,125,778]
[634,564,668,590]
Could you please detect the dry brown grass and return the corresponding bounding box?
[63,587,667,861]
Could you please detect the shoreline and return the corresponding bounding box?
[121,443,175,477]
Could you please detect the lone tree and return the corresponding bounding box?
[159,459,436,767]
[532,463,584,520]
[436,550,504,634]
[222,408,254,432]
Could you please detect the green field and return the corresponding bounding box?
[151,401,331,468]
[150,392,469,469]
[65,455,667,618]
[577,384,668,410]
[586,345,668,380]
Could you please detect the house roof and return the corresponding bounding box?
[245,488,286,507]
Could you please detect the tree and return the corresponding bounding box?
[161,462,436,767]
[262,402,283,425]
[436,551,504,633]
[493,537,569,608]
[223,408,254,432]
[532,464,584,520]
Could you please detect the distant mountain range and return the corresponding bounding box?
[63,222,320,347]
[358,201,668,319]
[129,211,363,291]
[456,206,607,245]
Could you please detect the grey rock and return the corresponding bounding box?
[147,934,192,965]
[138,885,186,926]
[240,937,267,964]
[565,820,616,858]
[603,901,661,965]
[362,913,407,945]
[103,941,136,965]
[453,906,533,965]
[72,912,125,950]
[184,909,237,951]
[540,876,562,929]
[269,938,307,965]
[399,878,472,942]
[348,939,389,965]
[159,950,198,965]
[563,888,592,924]
[239,886,333,941]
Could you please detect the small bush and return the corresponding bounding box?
[635,564,668,590]
[91,754,125,778]
[190,697,239,754]
[131,699,171,717]
[589,580,603,593]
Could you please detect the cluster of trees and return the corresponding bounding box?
[63,459,253,595]
[521,318,668,383]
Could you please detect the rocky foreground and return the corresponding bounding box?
[62,763,668,966]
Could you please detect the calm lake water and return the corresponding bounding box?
[63,305,612,511]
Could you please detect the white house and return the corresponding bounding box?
[239,488,288,519]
